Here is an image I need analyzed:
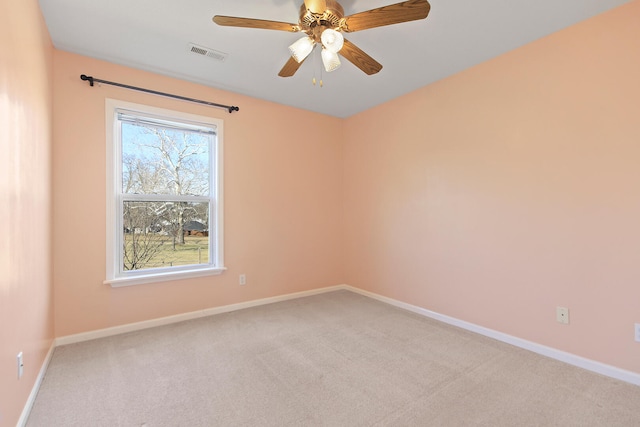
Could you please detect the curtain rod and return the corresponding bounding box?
[80,74,239,113]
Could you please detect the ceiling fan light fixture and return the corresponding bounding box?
[289,36,315,63]
[321,48,341,72]
[320,28,344,53]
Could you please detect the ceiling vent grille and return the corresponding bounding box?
[188,43,228,62]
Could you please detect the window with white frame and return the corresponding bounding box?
[105,99,224,287]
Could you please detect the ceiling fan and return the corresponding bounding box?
[213,0,431,77]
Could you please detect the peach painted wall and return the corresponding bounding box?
[0,0,54,425]
[343,0,640,374]
[52,51,344,337]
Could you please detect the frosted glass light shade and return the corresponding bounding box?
[321,48,341,72]
[320,28,344,53]
[289,36,315,63]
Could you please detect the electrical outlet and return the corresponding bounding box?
[17,352,23,379]
[556,307,569,324]
[635,323,640,342]
[239,274,246,286]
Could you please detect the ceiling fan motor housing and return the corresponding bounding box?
[300,0,345,40]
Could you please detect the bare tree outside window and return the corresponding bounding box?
[120,117,213,271]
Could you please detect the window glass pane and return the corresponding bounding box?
[122,201,210,271]
[121,120,211,196]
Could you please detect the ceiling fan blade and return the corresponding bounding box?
[213,16,298,32]
[340,39,382,75]
[278,56,306,77]
[304,0,327,13]
[342,0,431,32]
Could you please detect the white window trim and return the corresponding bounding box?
[104,98,225,287]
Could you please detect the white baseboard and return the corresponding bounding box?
[344,285,640,387]
[17,342,55,427]
[56,285,348,346]
[53,284,640,385]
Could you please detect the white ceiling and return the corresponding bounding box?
[39,0,630,118]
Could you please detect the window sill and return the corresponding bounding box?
[104,266,226,288]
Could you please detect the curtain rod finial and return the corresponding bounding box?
[80,74,94,86]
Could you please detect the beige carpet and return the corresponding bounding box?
[27,290,640,426]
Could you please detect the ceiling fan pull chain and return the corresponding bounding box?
[312,44,318,86]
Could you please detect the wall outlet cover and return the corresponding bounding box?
[556,307,570,324]
[17,352,24,379]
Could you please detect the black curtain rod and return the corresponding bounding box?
[80,74,239,113]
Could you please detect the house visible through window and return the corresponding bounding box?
[105,99,224,286]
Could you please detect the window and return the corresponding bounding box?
[105,99,224,287]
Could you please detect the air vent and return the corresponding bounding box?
[188,43,228,62]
